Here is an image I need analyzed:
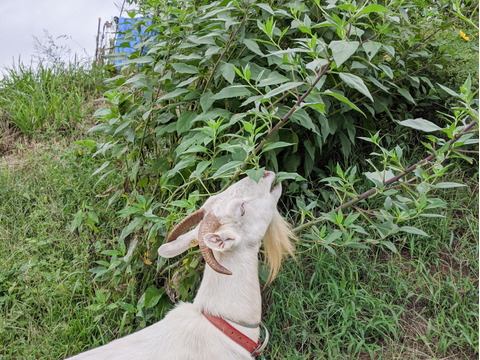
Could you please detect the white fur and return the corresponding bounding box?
[67,171,283,360]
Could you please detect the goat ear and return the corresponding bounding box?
[204,232,235,252]
[158,228,198,258]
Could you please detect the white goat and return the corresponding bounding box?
[68,171,295,360]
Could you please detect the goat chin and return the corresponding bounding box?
[67,303,252,360]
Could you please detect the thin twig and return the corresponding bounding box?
[453,149,479,154]
[202,1,250,94]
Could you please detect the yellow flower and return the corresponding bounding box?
[143,251,152,265]
[452,25,456,30]
[460,30,471,42]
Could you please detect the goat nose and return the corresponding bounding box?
[262,171,274,178]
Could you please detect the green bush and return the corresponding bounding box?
[76,0,478,357]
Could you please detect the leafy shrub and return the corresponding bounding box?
[81,0,478,353]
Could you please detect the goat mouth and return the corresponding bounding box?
[270,182,281,193]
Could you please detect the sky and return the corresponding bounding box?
[0,0,132,70]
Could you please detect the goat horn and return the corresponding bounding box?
[197,211,233,275]
[166,208,205,243]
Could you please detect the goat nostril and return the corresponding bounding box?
[262,171,273,178]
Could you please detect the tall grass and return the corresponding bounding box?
[0,61,103,137]
[0,144,124,359]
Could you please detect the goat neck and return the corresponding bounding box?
[193,245,262,336]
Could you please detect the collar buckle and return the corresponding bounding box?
[251,322,269,357]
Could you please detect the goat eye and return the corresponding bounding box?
[240,202,245,216]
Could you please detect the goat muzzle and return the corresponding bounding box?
[167,208,233,275]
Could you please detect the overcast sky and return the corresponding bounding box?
[0,0,132,70]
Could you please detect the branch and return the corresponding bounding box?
[202,2,250,94]
[292,120,478,233]
[222,58,334,189]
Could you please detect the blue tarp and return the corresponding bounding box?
[114,17,153,66]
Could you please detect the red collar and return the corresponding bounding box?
[201,310,265,357]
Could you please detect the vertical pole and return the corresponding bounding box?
[95,17,101,63]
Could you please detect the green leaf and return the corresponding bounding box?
[190,161,211,178]
[119,217,145,242]
[176,111,197,134]
[171,63,199,74]
[114,120,133,135]
[255,3,275,14]
[92,161,111,176]
[267,47,312,56]
[219,62,236,84]
[379,64,394,79]
[346,242,370,250]
[177,76,199,88]
[324,230,342,244]
[397,88,416,104]
[213,161,244,177]
[320,176,343,183]
[364,170,395,184]
[167,157,196,176]
[243,39,263,56]
[245,167,266,182]
[70,210,84,232]
[433,182,467,189]
[75,140,96,149]
[101,249,123,256]
[399,226,429,237]
[212,86,251,100]
[437,83,461,98]
[144,286,165,309]
[117,301,136,314]
[380,240,397,253]
[159,88,189,101]
[264,82,304,99]
[362,41,382,61]
[323,244,336,256]
[182,145,207,154]
[290,109,320,134]
[205,46,222,57]
[87,212,99,223]
[397,118,442,132]
[329,41,359,67]
[384,196,393,211]
[336,4,355,12]
[93,107,111,118]
[200,91,215,112]
[262,141,294,152]
[123,56,154,65]
[257,72,290,87]
[357,4,391,16]
[274,172,306,183]
[339,73,373,101]
[321,90,366,116]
